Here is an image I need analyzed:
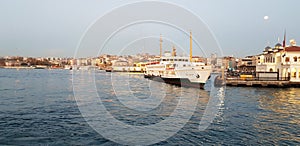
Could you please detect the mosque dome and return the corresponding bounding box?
[264,46,271,52]
[275,43,282,48]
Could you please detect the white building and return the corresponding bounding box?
[256,40,300,82]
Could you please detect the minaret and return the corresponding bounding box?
[160,34,163,57]
[283,29,286,48]
[190,31,193,62]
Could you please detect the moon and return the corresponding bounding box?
[264,16,269,20]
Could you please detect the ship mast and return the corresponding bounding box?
[190,31,193,62]
[172,45,176,57]
[160,34,162,57]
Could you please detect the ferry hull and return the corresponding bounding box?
[144,75,205,89]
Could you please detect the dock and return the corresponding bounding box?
[226,79,300,87]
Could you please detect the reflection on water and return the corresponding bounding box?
[73,71,210,145]
[259,88,300,118]
[0,69,299,145]
[255,88,300,144]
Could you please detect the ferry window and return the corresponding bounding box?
[163,59,166,61]
[170,59,173,61]
[185,59,188,62]
[285,57,290,62]
[183,64,186,67]
[294,56,297,62]
[174,59,177,61]
[166,59,169,61]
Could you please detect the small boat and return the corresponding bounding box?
[105,66,113,72]
[64,65,72,70]
[34,65,47,69]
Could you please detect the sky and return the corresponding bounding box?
[0,0,299,58]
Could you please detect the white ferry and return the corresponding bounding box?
[144,32,212,89]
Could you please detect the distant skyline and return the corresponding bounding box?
[0,0,300,58]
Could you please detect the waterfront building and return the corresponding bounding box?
[222,56,237,71]
[237,56,256,73]
[256,39,300,82]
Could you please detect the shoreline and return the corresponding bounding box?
[0,66,35,69]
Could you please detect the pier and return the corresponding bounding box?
[226,79,300,87]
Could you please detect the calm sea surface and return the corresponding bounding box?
[0,68,299,145]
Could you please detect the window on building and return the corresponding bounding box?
[294,56,298,62]
[285,57,290,62]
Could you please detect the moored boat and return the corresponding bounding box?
[105,66,113,72]
[144,32,212,89]
[34,65,48,69]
